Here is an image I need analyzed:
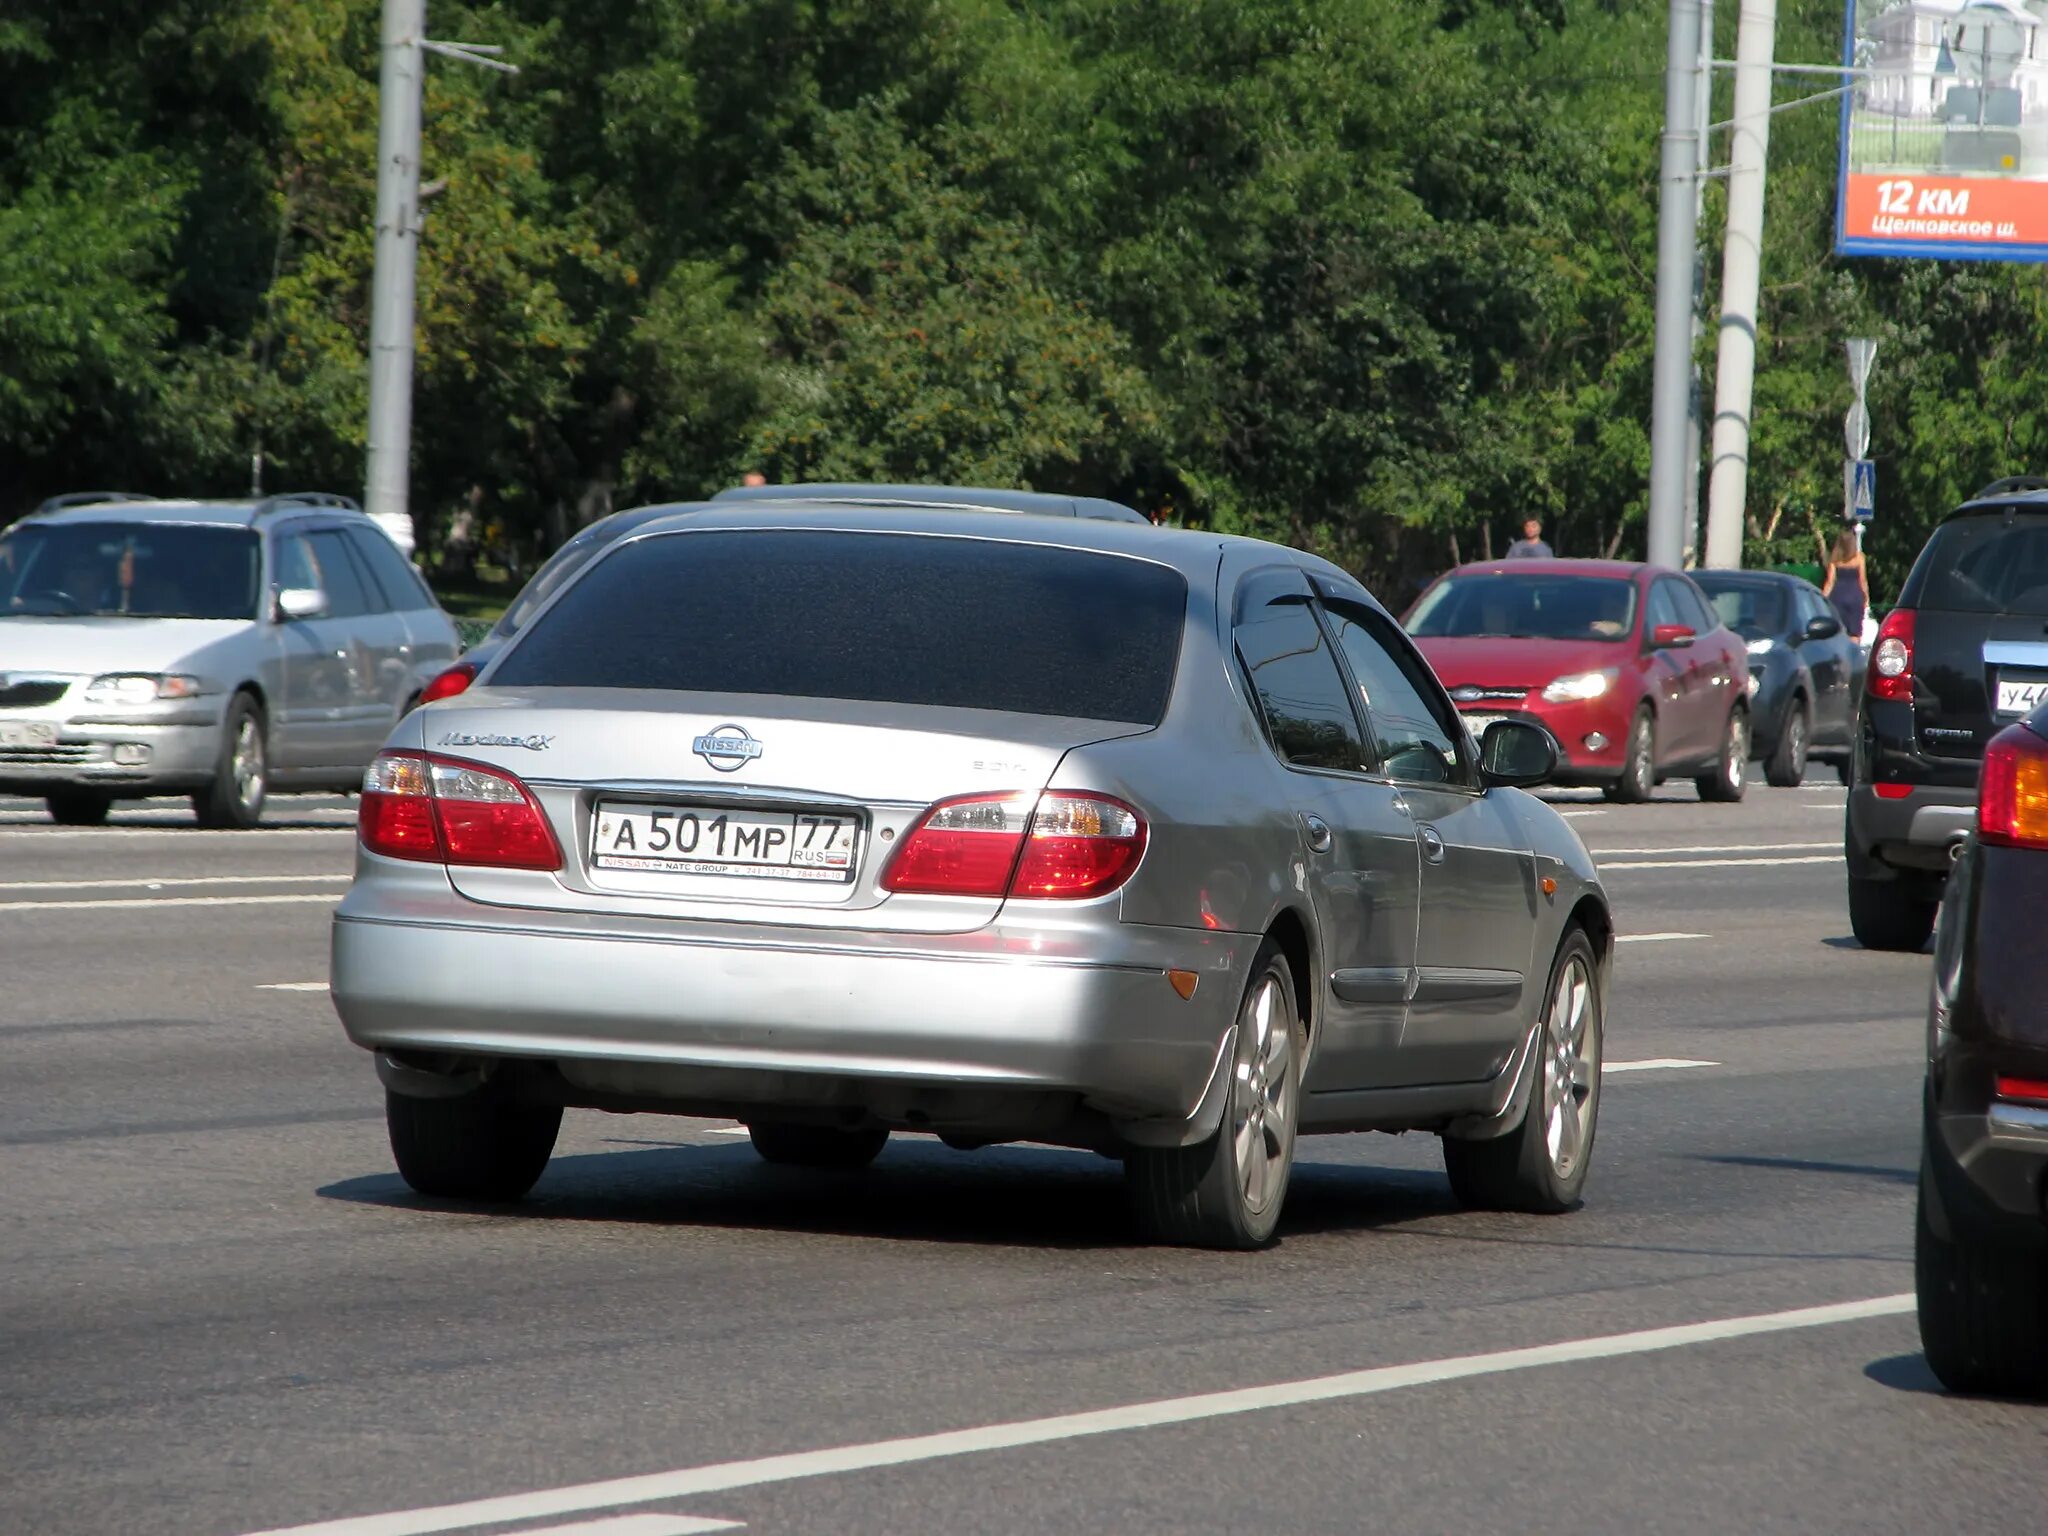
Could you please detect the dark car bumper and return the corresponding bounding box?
[1848,696,1980,876]
[1924,841,2048,1250]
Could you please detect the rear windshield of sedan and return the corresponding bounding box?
[1694,580,1785,637]
[1406,572,1637,643]
[0,522,260,620]
[1910,513,2048,615]
[491,529,1188,724]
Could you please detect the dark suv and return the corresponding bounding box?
[1846,482,2048,950]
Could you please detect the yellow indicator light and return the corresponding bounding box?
[1167,969,1199,1001]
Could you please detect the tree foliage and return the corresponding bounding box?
[0,0,2035,602]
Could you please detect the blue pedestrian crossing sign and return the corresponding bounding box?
[1845,458,1877,523]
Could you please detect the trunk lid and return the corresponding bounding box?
[1905,511,2048,762]
[419,687,1152,933]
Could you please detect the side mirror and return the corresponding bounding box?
[276,587,327,621]
[1479,718,1558,789]
[1650,622,1696,649]
[1804,613,1842,641]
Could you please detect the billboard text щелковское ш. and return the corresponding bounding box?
[1838,0,2048,260]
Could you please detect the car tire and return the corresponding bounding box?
[1915,1164,2048,1398]
[1602,709,1656,803]
[385,1084,561,1201]
[1695,706,1749,802]
[1764,697,1810,787]
[192,693,268,830]
[46,791,112,826]
[1442,926,1603,1214]
[746,1123,890,1169]
[1127,939,1303,1249]
[1847,874,1936,952]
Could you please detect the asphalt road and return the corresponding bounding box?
[3,775,2042,1536]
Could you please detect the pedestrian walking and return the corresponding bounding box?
[1821,527,1868,641]
[1505,518,1553,559]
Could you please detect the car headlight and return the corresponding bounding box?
[1540,669,1616,704]
[1745,636,1774,655]
[81,673,206,705]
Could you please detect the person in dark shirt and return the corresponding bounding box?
[1506,518,1553,559]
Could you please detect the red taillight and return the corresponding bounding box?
[1867,608,1915,702]
[1011,793,1147,898]
[1874,782,1913,800]
[359,752,562,870]
[1995,1075,2048,1105]
[1978,723,2048,850]
[882,790,1147,900]
[419,662,478,704]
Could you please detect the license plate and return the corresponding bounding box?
[591,801,858,882]
[0,722,56,748]
[1460,713,1512,738]
[1995,675,2048,716]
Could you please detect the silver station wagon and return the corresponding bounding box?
[331,500,1612,1247]
[0,493,460,826]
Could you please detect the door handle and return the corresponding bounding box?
[1418,825,1446,864]
[1300,813,1334,854]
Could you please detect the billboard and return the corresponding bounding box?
[1836,0,2048,261]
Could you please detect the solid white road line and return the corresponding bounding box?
[0,893,343,913]
[239,1293,1914,1536]
[0,873,349,893]
[1600,855,1838,871]
[258,982,330,992]
[1604,1058,1720,1074]
[518,1517,742,1535]
[1589,842,1835,856]
[0,825,353,840]
[1613,932,1709,944]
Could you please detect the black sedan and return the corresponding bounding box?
[1919,711,2048,1396]
[1692,570,1863,786]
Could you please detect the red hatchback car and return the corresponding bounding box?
[1405,559,1750,802]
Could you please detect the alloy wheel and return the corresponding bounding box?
[232,717,266,815]
[1230,973,1295,1215]
[1540,953,1598,1179]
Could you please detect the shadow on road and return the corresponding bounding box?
[1864,1352,1944,1395]
[1695,1153,1916,1185]
[316,1140,1462,1250]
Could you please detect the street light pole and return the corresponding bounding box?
[1703,0,1779,570]
[365,0,426,544]
[1648,0,1704,571]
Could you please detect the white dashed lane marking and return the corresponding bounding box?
[0,874,348,893]
[1614,932,1709,944]
[1604,1058,1719,1074]
[258,982,330,992]
[1599,855,1837,872]
[0,893,343,913]
[237,1294,1912,1536]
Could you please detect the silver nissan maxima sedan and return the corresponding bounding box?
[331,500,1612,1248]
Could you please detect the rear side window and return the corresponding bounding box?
[493,530,1187,724]
[1909,513,2048,615]
[1232,568,1368,773]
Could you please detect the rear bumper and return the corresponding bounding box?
[1926,1089,2048,1251]
[331,873,1251,1137]
[1847,782,1975,874]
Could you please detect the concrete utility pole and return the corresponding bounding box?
[1682,0,1715,567]
[1647,0,1704,571]
[364,2,513,547]
[1702,0,1779,570]
[366,0,426,541]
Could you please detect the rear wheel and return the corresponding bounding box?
[45,791,111,826]
[1847,873,1936,952]
[1764,697,1809,788]
[746,1123,889,1169]
[1916,1165,2048,1398]
[192,693,267,829]
[1695,706,1749,802]
[386,1084,560,1201]
[1443,927,1603,1213]
[1127,940,1303,1249]
[1602,709,1656,803]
